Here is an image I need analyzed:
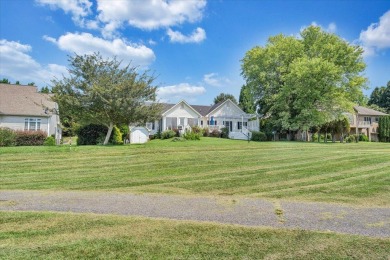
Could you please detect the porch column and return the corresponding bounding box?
[368,127,371,142]
[162,117,166,131]
[241,115,243,132]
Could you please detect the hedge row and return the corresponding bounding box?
[0,128,50,146]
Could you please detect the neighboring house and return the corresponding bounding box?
[0,83,62,143]
[145,99,259,140]
[346,106,388,141]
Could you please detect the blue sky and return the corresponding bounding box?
[1,0,389,105]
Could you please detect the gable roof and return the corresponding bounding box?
[206,99,247,117]
[161,100,203,117]
[159,99,251,118]
[354,106,388,116]
[0,83,56,117]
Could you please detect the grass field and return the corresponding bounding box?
[1,211,389,259]
[1,138,389,206]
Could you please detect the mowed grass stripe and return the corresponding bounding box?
[1,212,389,259]
[1,139,389,206]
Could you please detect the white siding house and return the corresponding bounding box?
[145,99,259,140]
[0,84,62,143]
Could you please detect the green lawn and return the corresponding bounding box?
[1,211,389,259]
[1,138,389,206]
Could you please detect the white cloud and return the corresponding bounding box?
[36,0,92,26]
[203,73,231,87]
[0,39,68,86]
[167,27,206,43]
[96,0,206,35]
[44,32,155,67]
[359,10,390,56]
[157,83,206,102]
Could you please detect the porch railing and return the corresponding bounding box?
[358,121,371,126]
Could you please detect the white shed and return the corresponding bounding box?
[130,127,149,144]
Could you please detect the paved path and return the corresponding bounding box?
[1,190,389,238]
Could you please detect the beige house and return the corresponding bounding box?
[347,106,388,141]
[0,84,62,143]
[145,99,259,140]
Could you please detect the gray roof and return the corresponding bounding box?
[354,106,388,116]
[161,102,215,116]
[160,100,243,117]
[0,84,56,117]
[191,105,213,116]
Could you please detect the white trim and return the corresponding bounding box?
[206,99,247,117]
[162,100,202,117]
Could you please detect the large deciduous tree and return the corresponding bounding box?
[241,26,366,135]
[52,53,162,145]
[368,81,390,113]
[213,93,237,105]
[238,84,256,114]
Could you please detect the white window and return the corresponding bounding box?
[25,118,41,131]
[364,117,372,124]
[238,122,242,130]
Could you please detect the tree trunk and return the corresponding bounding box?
[103,122,114,145]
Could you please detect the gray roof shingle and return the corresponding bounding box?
[353,106,388,116]
[0,84,56,117]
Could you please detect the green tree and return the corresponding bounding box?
[241,26,366,136]
[378,115,390,142]
[238,84,256,114]
[0,78,10,84]
[52,53,163,145]
[15,81,20,85]
[39,86,51,93]
[27,82,35,86]
[368,81,390,113]
[213,93,237,105]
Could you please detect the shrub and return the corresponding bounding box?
[43,136,56,146]
[161,130,176,139]
[182,130,201,140]
[15,130,47,146]
[359,134,369,142]
[345,135,357,143]
[118,124,129,141]
[209,129,221,137]
[220,127,229,139]
[112,126,123,145]
[0,127,17,146]
[202,127,210,137]
[191,126,203,134]
[76,124,111,145]
[172,128,180,137]
[251,131,267,141]
[155,129,162,139]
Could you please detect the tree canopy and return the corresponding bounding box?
[241,26,367,133]
[238,84,256,114]
[213,93,237,105]
[52,53,162,145]
[368,81,390,113]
